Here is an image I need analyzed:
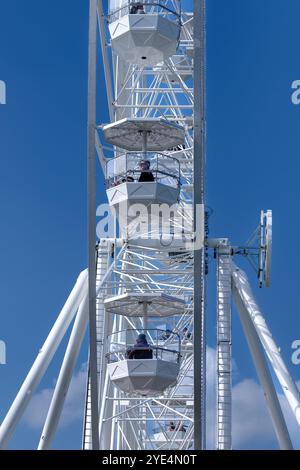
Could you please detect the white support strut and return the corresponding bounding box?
[232,264,300,430]
[0,270,88,450]
[38,295,89,450]
[232,274,292,449]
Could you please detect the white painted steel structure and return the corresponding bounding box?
[216,242,232,450]
[0,0,299,452]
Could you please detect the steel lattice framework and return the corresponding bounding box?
[82,0,203,450]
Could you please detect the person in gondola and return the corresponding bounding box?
[127,333,153,359]
[130,3,138,14]
[138,160,155,182]
[182,327,192,340]
[168,421,176,432]
[136,3,145,14]
[160,329,172,341]
[130,2,145,14]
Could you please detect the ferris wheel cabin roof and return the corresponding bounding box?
[102,118,185,151]
[104,292,186,317]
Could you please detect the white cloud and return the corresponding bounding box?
[23,363,87,429]
[232,379,277,449]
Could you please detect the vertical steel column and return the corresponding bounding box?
[96,241,114,423]
[96,0,114,122]
[216,245,232,450]
[193,0,206,450]
[83,242,109,449]
[87,0,100,450]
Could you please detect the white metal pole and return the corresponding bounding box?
[232,278,293,450]
[87,0,100,450]
[232,264,300,428]
[216,245,232,450]
[96,241,112,406]
[193,0,206,450]
[99,250,127,449]
[97,0,115,122]
[0,270,88,449]
[99,372,114,448]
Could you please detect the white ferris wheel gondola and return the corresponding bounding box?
[108,0,182,66]
[106,328,181,396]
[102,117,185,248]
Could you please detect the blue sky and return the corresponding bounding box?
[0,0,300,450]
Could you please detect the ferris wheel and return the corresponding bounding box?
[86,0,200,450]
[0,0,300,452]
